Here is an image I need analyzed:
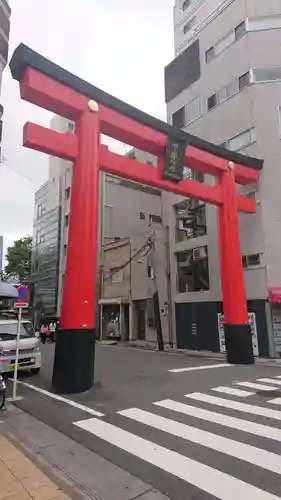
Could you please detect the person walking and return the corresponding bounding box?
[40,324,49,344]
[49,322,56,343]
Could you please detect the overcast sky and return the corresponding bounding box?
[0,0,174,258]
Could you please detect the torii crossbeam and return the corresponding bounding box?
[10,44,263,394]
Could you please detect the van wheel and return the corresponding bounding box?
[31,368,40,375]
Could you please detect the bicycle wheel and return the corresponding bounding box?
[0,390,5,411]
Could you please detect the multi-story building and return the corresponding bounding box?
[0,0,11,154]
[30,180,61,322]
[31,116,165,328]
[163,0,281,357]
[99,228,171,345]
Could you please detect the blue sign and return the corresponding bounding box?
[17,285,28,302]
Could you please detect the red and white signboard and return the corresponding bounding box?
[15,285,29,309]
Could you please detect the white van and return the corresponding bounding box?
[0,319,42,374]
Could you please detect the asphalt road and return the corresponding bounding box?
[6,344,281,499]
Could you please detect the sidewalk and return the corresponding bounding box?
[1,404,170,500]
[0,433,71,500]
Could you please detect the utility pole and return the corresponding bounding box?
[149,231,164,351]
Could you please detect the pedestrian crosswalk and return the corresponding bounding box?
[74,373,281,499]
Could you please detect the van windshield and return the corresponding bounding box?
[0,323,35,338]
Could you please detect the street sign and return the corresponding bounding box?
[15,285,29,308]
[163,138,187,183]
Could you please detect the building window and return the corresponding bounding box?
[149,214,162,224]
[248,15,281,32]
[239,71,250,90]
[140,212,146,220]
[65,187,70,200]
[205,46,214,63]
[111,270,124,283]
[183,17,196,35]
[37,204,43,219]
[176,245,209,293]
[65,215,69,227]
[172,106,186,128]
[68,121,75,132]
[235,21,246,40]
[183,168,204,182]
[126,149,136,159]
[175,200,207,243]
[182,0,191,10]
[147,265,155,279]
[186,97,201,123]
[207,94,217,110]
[252,67,281,83]
[35,230,44,244]
[224,128,255,152]
[243,254,261,268]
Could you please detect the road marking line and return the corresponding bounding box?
[236,382,278,391]
[74,417,279,500]
[168,363,232,373]
[185,393,281,421]
[154,399,281,442]
[258,378,281,386]
[268,398,281,406]
[119,407,281,475]
[13,380,104,417]
[211,386,254,397]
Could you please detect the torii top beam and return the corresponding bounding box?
[9,43,263,184]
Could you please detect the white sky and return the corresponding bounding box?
[0,0,174,257]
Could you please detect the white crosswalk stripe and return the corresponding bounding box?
[268,398,281,406]
[236,381,279,391]
[211,386,254,397]
[258,378,281,386]
[168,363,232,373]
[154,399,281,442]
[73,380,281,499]
[186,392,281,420]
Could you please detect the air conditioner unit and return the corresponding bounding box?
[192,247,207,260]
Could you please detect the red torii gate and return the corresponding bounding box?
[10,44,263,394]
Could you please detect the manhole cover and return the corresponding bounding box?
[256,390,281,397]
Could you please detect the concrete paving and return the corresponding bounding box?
[0,432,72,500]
[1,405,170,500]
[4,343,281,499]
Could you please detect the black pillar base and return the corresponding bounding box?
[52,328,95,394]
[224,323,254,364]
